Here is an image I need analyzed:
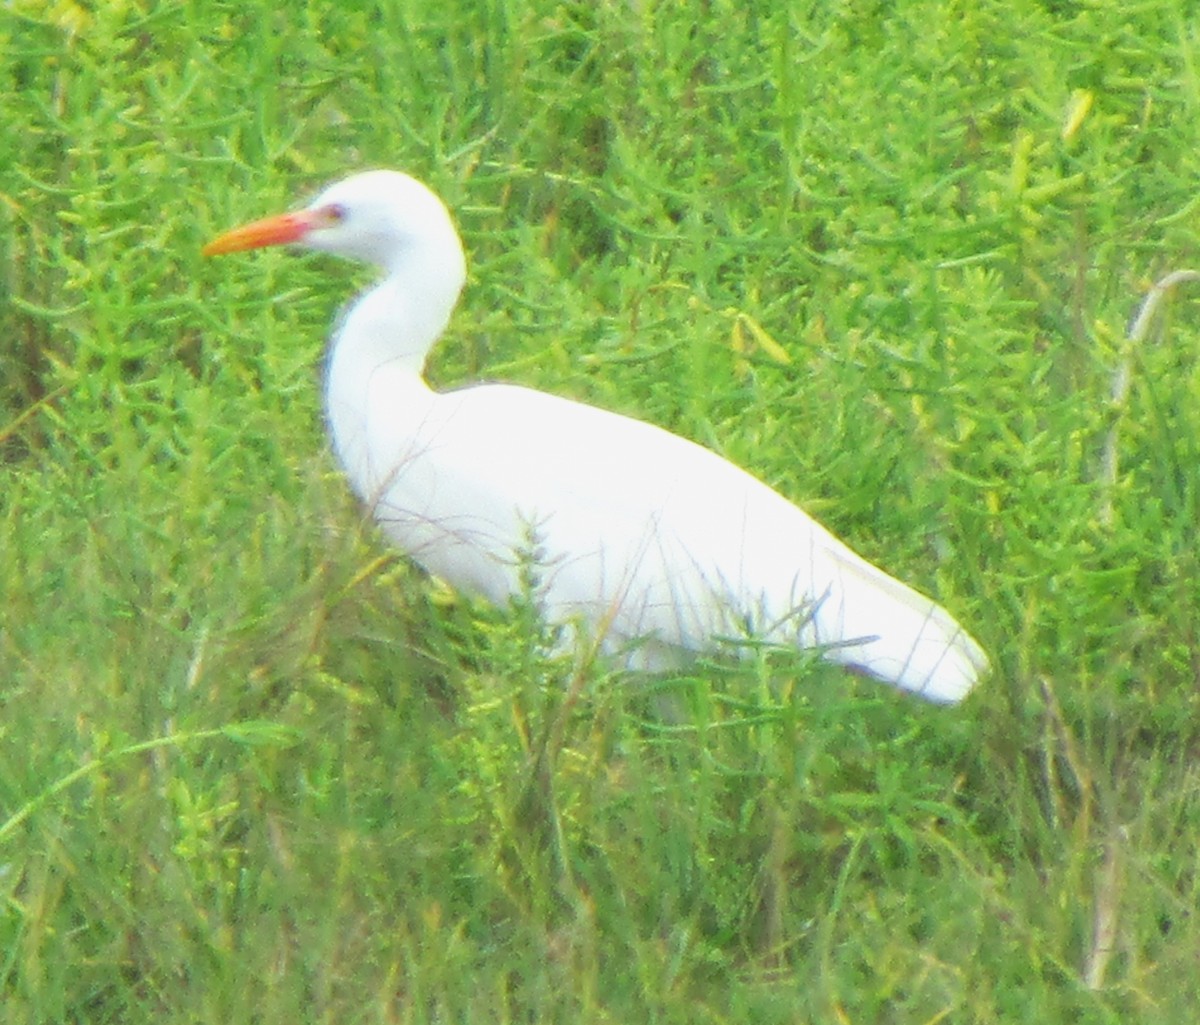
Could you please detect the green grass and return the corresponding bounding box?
[3,0,1200,1021]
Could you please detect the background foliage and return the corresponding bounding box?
[3,0,1200,1021]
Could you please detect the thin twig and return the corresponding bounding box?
[1039,676,1092,833]
[1084,824,1127,990]
[0,383,72,448]
[0,722,297,845]
[1100,270,1200,526]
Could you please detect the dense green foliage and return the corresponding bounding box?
[3,1,1200,1021]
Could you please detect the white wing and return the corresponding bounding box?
[340,371,986,703]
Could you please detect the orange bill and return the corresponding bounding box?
[202,210,320,256]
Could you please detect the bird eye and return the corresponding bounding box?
[322,202,348,224]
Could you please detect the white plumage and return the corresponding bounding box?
[205,170,988,703]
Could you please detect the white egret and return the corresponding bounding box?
[204,170,988,703]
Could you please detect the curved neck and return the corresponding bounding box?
[329,249,463,381]
[323,262,462,494]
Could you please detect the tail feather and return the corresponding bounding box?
[810,538,989,703]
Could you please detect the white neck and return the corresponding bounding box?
[323,256,464,495]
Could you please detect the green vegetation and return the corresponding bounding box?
[3,1,1200,1021]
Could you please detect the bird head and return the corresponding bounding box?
[203,170,466,282]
